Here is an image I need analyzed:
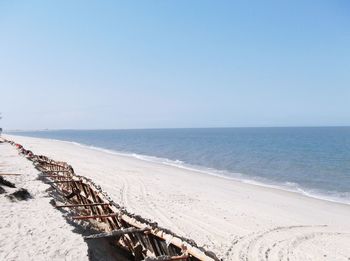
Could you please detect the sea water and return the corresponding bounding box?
[10,127,350,204]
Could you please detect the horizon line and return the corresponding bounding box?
[4,125,350,132]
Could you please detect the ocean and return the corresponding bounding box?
[9,127,350,204]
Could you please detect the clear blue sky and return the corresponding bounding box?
[1,1,349,130]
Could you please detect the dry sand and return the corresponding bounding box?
[1,134,350,260]
[0,140,89,261]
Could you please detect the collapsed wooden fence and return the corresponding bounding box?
[3,139,219,261]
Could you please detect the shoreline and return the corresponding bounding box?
[7,133,350,206]
[4,134,350,260]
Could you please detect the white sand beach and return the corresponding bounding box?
[0,138,89,261]
[1,134,350,261]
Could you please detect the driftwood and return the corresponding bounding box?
[56,203,110,208]
[144,256,190,261]
[43,170,71,172]
[41,175,67,178]
[49,180,82,184]
[85,227,151,240]
[4,138,220,261]
[0,173,21,176]
[72,213,119,220]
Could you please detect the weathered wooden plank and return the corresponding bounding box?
[49,180,81,184]
[40,175,67,178]
[72,213,118,220]
[56,203,110,208]
[143,255,190,261]
[84,227,150,240]
[42,170,71,173]
[143,255,189,261]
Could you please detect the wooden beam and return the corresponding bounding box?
[42,170,71,173]
[72,213,118,220]
[144,255,189,261]
[40,174,68,178]
[39,162,68,168]
[84,227,151,240]
[0,173,21,176]
[49,180,81,184]
[56,203,110,208]
[170,256,189,261]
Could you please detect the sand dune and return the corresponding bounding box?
[2,134,350,260]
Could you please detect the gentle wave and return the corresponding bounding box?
[41,137,350,206]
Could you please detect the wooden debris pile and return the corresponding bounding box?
[4,139,220,261]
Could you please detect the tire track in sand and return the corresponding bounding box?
[136,178,187,235]
[225,225,350,261]
[118,174,186,235]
